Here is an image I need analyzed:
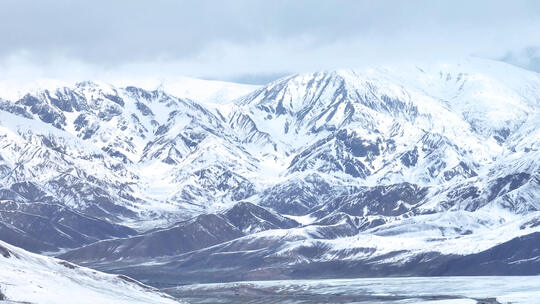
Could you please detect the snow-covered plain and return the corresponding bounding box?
[167,276,540,304]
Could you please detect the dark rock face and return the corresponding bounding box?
[17,94,67,129]
[60,214,243,262]
[486,173,531,202]
[259,173,350,215]
[400,148,419,167]
[0,100,33,119]
[0,201,136,252]
[335,129,380,158]
[0,189,26,201]
[58,261,78,269]
[191,166,256,202]
[309,213,361,239]
[224,202,299,233]
[493,127,511,144]
[104,94,125,107]
[0,243,11,258]
[439,232,540,275]
[125,86,154,100]
[42,175,138,221]
[288,131,375,178]
[136,101,154,116]
[0,221,58,253]
[520,216,540,230]
[9,182,49,201]
[442,161,477,181]
[101,232,540,285]
[438,172,536,213]
[60,203,299,263]
[311,183,428,219]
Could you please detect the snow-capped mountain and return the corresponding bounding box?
[0,81,260,228]
[0,57,539,284]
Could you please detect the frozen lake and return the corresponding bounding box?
[164,276,540,304]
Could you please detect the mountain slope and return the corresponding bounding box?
[59,202,298,263]
[0,240,182,304]
[0,199,135,252]
[100,213,540,284]
[0,57,538,283]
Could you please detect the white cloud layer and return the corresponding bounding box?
[0,0,539,84]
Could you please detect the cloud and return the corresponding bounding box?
[501,47,540,73]
[0,0,539,83]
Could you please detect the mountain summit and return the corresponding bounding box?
[0,58,539,283]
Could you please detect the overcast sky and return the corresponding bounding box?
[1,0,539,84]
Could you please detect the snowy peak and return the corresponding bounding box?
[236,60,540,147]
[0,58,539,283]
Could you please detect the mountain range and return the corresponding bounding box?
[0,57,539,287]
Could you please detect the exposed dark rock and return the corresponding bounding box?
[136,101,154,116]
[117,275,154,291]
[102,232,540,285]
[311,182,428,219]
[58,261,78,269]
[60,214,243,262]
[0,201,136,253]
[439,232,540,275]
[224,202,299,233]
[104,94,125,107]
[10,182,48,201]
[400,148,419,167]
[260,173,349,215]
[0,244,11,258]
